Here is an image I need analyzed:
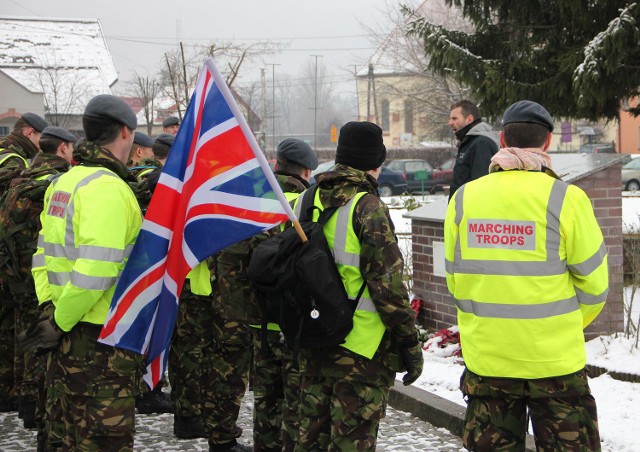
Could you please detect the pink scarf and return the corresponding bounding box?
[489,147,552,172]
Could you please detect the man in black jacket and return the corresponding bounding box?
[448,100,499,200]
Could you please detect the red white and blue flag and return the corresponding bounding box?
[98,58,296,389]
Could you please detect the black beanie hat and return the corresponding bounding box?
[335,121,386,171]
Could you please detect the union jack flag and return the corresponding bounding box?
[98,58,296,389]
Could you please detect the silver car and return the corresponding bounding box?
[622,158,640,191]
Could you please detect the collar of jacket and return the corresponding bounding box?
[455,118,482,142]
[0,132,39,159]
[23,152,69,179]
[72,141,137,183]
[274,170,310,191]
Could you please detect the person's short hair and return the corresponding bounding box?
[39,136,65,154]
[12,118,31,133]
[450,100,480,120]
[82,116,125,145]
[152,141,170,160]
[276,157,306,176]
[502,123,549,148]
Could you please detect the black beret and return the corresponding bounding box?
[502,100,554,132]
[133,131,154,148]
[83,94,137,130]
[162,116,180,128]
[41,126,77,142]
[277,138,318,170]
[155,133,175,147]
[21,113,48,132]
[335,121,386,171]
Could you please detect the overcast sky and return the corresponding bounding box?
[4,0,403,93]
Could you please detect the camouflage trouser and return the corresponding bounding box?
[15,295,42,402]
[460,368,601,452]
[296,375,389,451]
[168,293,211,417]
[251,328,301,452]
[201,303,251,447]
[46,322,143,452]
[44,383,64,452]
[0,303,16,408]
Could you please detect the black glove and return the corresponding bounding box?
[18,314,64,356]
[397,334,424,386]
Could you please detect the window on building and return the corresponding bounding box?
[381,99,389,132]
[404,100,413,134]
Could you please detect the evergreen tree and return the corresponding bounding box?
[404,1,640,121]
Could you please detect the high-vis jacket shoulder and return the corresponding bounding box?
[444,170,608,379]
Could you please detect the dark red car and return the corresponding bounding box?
[430,158,456,191]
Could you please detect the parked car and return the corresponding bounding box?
[310,161,408,196]
[621,157,640,191]
[579,143,616,154]
[430,157,456,191]
[385,159,434,193]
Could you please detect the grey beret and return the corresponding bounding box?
[502,100,554,132]
[162,116,180,128]
[41,126,77,142]
[155,133,175,147]
[21,113,48,132]
[83,94,137,130]
[277,138,318,170]
[134,131,154,148]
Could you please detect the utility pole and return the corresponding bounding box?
[354,65,360,121]
[367,64,379,124]
[311,55,322,151]
[265,64,280,151]
[260,68,267,150]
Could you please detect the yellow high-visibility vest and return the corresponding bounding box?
[445,170,609,379]
[34,165,142,331]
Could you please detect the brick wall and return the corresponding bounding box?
[412,164,625,338]
[573,165,625,338]
[411,220,455,331]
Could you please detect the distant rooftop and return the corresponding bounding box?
[0,16,117,114]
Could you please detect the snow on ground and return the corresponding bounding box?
[398,340,640,452]
[385,195,640,452]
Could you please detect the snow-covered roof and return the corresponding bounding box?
[0,16,117,114]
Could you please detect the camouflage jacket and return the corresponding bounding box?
[128,157,163,214]
[216,172,309,323]
[0,152,69,294]
[0,132,39,191]
[299,164,418,386]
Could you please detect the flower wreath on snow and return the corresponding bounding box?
[423,326,462,358]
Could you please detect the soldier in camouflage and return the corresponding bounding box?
[295,122,423,451]
[168,262,212,439]
[0,113,48,413]
[25,96,144,451]
[218,138,318,451]
[446,101,606,451]
[0,126,73,447]
[204,250,253,451]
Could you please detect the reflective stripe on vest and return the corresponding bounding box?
[295,189,385,358]
[0,152,28,168]
[449,179,608,320]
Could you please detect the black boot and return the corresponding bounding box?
[209,439,253,451]
[22,399,36,429]
[174,414,207,439]
[136,387,172,414]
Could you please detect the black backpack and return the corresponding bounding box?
[247,185,366,350]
